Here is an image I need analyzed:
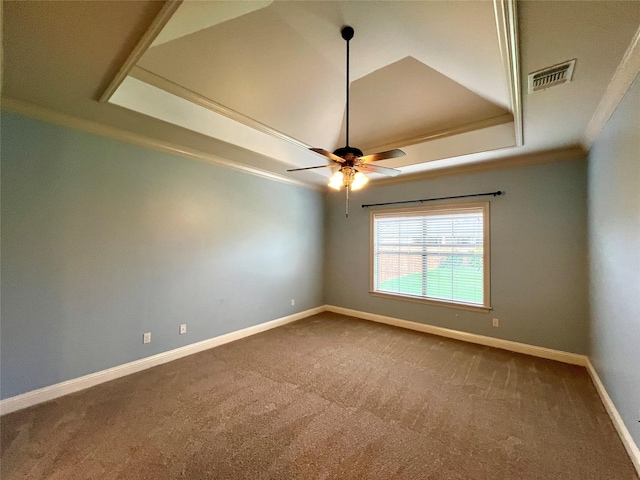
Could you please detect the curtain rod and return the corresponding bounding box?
[361,190,503,209]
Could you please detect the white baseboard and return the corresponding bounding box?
[4,303,638,478]
[325,305,639,475]
[325,305,588,366]
[585,359,640,476]
[0,306,324,415]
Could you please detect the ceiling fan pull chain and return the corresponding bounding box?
[346,184,350,218]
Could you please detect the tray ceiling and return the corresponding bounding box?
[107,0,520,182]
[3,1,639,187]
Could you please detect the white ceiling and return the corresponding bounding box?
[2,1,639,188]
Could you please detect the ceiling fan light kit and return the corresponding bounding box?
[287,25,405,216]
[329,168,368,191]
[328,170,345,190]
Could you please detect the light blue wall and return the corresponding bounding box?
[588,75,640,446]
[324,159,589,354]
[1,112,324,399]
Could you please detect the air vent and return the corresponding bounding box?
[528,59,576,93]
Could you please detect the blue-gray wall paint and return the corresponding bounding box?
[324,159,589,354]
[1,112,324,399]
[588,75,640,447]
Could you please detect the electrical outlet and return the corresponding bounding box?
[143,332,151,344]
[180,324,187,335]
[492,318,499,327]
[291,299,295,306]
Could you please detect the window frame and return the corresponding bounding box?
[369,201,491,313]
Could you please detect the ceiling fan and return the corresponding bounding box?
[287,26,405,216]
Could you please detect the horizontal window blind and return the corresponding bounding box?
[373,205,487,307]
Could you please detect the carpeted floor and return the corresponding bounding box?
[1,312,637,479]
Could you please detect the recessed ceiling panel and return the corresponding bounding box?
[137,3,345,148]
[151,1,273,47]
[345,56,511,151]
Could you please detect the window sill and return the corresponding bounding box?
[369,291,492,313]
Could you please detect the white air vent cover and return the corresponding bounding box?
[528,59,576,93]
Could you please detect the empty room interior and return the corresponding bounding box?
[1,1,639,479]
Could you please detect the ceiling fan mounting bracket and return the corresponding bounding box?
[341,26,354,41]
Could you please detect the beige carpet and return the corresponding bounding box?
[1,312,637,479]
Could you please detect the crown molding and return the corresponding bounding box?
[130,66,310,151]
[1,98,323,191]
[493,0,523,146]
[0,99,586,193]
[370,145,586,187]
[99,0,183,103]
[584,25,640,148]
[362,113,514,154]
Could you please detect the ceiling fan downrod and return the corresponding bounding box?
[285,24,405,218]
[333,26,363,160]
[342,26,354,150]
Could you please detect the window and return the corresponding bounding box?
[371,202,490,312]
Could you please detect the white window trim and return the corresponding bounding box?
[369,202,492,313]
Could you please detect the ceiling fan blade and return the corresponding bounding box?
[286,164,334,172]
[310,148,345,163]
[359,149,406,163]
[357,163,402,177]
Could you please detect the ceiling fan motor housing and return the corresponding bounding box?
[333,146,363,160]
